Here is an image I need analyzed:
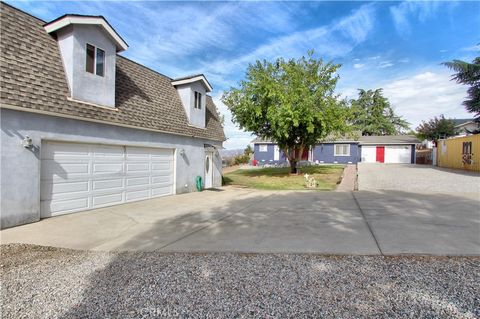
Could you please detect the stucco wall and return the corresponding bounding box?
[312,143,359,163]
[175,82,206,128]
[57,24,117,107]
[358,145,416,163]
[253,143,287,164]
[0,109,222,229]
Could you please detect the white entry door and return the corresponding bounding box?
[385,145,411,163]
[274,145,280,161]
[204,152,214,189]
[40,141,174,217]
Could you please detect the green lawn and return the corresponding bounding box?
[223,165,345,190]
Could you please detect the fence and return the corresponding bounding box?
[437,135,480,172]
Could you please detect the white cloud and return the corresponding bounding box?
[398,58,410,63]
[379,61,394,68]
[390,1,443,36]
[382,71,470,129]
[200,3,377,88]
[461,44,480,52]
[354,63,365,69]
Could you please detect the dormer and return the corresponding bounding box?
[172,75,213,128]
[44,15,128,108]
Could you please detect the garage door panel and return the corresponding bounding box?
[92,163,123,174]
[385,146,411,163]
[361,146,376,163]
[92,193,124,207]
[126,163,150,173]
[92,145,124,158]
[41,161,90,179]
[43,198,89,214]
[152,175,171,184]
[126,176,150,187]
[151,162,172,171]
[41,142,174,217]
[42,142,90,160]
[125,189,151,201]
[152,186,173,196]
[41,180,89,199]
[92,179,124,191]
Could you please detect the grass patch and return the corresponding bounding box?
[223,165,345,190]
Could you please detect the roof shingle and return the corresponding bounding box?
[0,2,225,141]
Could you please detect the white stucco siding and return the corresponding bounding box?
[56,24,117,107]
[0,109,223,229]
[174,82,206,128]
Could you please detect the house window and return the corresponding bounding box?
[85,44,105,77]
[259,145,268,152]
[334,144,350,156]
[194,91,202,109]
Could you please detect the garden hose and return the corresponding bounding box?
[195,176,203,192]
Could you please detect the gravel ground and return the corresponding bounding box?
[357,163,480,193]
[1,244,479,318]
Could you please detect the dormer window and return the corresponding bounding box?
[86,44,105,77]
[194,91,202,109]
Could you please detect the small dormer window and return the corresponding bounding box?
[86,43,105,77]
[194,91,202,109]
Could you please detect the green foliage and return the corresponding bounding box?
[443,56,480,119]
[222,51,350,173]
[233,153,250,165]
[416,115,456,141]
[244,145,253,156]
[349,89,410,135]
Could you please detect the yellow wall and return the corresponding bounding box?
[437,135,480,172]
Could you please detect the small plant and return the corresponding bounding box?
[304,173,317,189]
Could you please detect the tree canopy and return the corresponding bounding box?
[349,89,410,136]
[416,115,456,141]
[222,52,350,173]
[443,56,480,120]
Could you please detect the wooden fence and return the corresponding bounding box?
[437,135,480,172]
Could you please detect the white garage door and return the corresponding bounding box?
[41,141,174,217]
[361,146,377,163]
[385,145,411,163]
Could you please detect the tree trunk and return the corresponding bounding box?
[290,160,297,174]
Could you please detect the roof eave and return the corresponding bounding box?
[171,75,213,92]
[44,15,128,52]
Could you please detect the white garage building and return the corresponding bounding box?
[359,135,419,164]
[0,4,225,229]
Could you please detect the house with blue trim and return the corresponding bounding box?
[252,135,419,165]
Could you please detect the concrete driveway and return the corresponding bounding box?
[358,163,480,194]
[1,186,479,255]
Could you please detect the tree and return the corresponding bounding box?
[443,56,480,120]
[349,89,410,135]
[416,115,456,141]
[244,145,253,156]
[222,52,350,174]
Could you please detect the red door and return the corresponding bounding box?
[376,146,385,163]
[301,149,309,161]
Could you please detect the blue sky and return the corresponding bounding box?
[8,0,480,149]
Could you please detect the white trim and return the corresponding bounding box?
[258,145,268,152]
[45,16,128,52]
[359,142,416,145]
[0,104,225,142]
[171,75,213,92]
[334,144,350,156]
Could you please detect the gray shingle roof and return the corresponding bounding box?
[0,2,225,141]
[453,119,474,127]
[252,135,419,145]
[358,135,419,144]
